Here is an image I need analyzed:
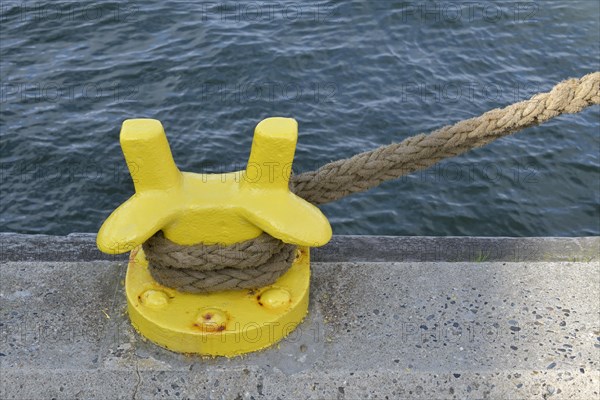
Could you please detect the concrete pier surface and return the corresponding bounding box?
[1,234,599,399]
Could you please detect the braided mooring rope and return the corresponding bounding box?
[146,72,600,293]
[144,233,297,292]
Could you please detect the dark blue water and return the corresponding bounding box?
[1,1,599,237]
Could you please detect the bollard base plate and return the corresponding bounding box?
[125,246,310,357]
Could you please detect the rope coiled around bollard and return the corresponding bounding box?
[144,232,297,292]
[145,72,600,293]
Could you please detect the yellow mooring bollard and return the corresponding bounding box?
[97,117,332,356]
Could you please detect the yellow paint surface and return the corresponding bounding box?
[97,118,331,253]
[126,246,311,356]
